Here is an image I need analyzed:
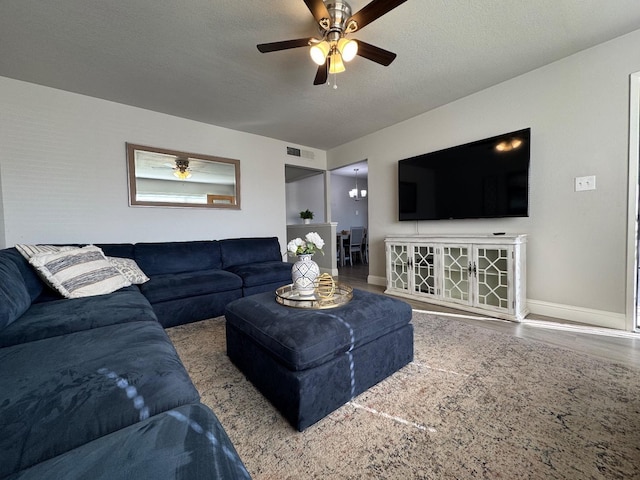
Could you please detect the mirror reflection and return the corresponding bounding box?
[127,143,240,209]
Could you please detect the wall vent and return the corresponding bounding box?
[286,146,315,159]
[286,146,300,157]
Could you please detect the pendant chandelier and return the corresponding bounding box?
[348,168,367,201]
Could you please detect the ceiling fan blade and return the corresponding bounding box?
[356,40,397,66]
[257,38,313,53]
[303,0,331,24]
[313,59,328,85]
[348,0,408,32]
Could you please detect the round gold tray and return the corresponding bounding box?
[275,282,353,309]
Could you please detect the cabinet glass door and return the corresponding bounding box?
[413,245,437,296]
[388,244,409,291]
[475,247,510,311]
[442,246,469,303]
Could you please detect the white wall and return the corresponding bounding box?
[330,173,368,233]
[285,174,325,225]
[0,164,5,249]
[0,77,326,250]
[327,29,640,329]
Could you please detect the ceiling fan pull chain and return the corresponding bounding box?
[332,73,338,90]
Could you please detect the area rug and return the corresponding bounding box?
[166,312,640,479]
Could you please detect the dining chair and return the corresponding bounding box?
[336,231,349,267]
[345,227,365,266]
[362,228,369,264]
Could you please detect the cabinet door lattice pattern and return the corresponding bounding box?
[413,245,436,295]
[389,244,409,290]
[442,246,469,302]
[476,247,509,309]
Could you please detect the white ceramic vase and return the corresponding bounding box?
[291,254,320,296]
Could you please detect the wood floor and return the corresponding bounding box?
[337,262,640,369]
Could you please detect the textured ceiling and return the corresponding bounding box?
[1,1,639,150]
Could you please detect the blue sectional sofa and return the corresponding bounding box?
[0,237,293,479]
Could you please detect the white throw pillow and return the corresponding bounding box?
[107,257,150,285]
[15,244,78,260]
[29,245,131,299]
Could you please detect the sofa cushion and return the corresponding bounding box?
[220,237,283,269]
[139,269,242,304]
[135,241,222,275]
[0,321,200,477]
[225,260,291,288]
[152,289,243,328]
[94,243,135,259]
[0,286,157,347]
[0,254,32,329]
[28,246,131,299]
[7,404,252,480]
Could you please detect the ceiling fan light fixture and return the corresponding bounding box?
[310,41,330,65]
[337,38,358,62]
[329,52,346,74]
[173,170,192,180]
[173,158,192,180]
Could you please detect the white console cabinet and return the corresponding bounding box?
[385,234,527,321]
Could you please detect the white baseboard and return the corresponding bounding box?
[366,278,630,331]
[321,267,340,277]
[527,299,627,330]
[368,275,386,286]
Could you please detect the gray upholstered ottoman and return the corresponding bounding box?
[224,289,413,431]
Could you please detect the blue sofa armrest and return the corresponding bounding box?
[1,248,45,303]
[0,251,33,329]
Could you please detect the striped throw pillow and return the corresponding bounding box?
[29,245,131,299]
[16,244,78,260]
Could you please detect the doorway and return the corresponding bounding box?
[330,160,369,283]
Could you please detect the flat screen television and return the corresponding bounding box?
[398,128,530,221]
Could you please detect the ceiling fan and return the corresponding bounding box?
[150,157,194,180]
[172,158,192,180]
[257,0,408,86]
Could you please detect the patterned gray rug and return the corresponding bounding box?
[167,311,640,479]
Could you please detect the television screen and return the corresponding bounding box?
[398,128,530,221]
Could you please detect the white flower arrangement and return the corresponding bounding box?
[287,232,325,256]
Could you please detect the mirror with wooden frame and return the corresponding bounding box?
[126,143,240,209]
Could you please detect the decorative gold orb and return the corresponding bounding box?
[314,273,336,299]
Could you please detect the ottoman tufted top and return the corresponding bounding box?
[224,289,412,371]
